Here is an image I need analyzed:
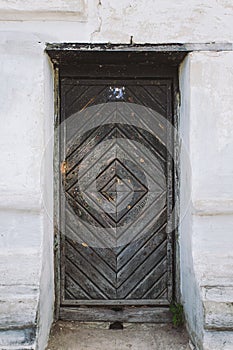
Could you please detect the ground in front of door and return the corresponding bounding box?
[46,321,192,350]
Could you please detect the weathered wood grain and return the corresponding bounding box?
[58,74,176,322]
[60,306,172,323]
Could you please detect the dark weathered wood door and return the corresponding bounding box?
[58,73,176,322]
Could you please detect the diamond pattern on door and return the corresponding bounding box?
[59,81,174,309]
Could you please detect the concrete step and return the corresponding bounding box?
[203,330,233,350]
[46,321,191,350]
[0,328,36,350]
[202,286,233,330]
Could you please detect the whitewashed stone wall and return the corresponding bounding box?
[180,52,233,349]
[188,52,233,349]
[0,1,233,349]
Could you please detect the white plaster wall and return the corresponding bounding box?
[190,52,233,205]
[0,36,44,210]
[0,0,233,43]
[0,33,53,349]
[189,51,233,289]
[179,56,204,349]
[0,0,87,21]
[187,52,233,349]
[36,56,55,350]
[0,1,233,349]
[94,0,233,44]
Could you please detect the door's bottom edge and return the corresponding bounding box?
[59,306,172,323]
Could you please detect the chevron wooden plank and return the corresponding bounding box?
[116,241,167,299]
[65,207,117,253]
[142,272,168,299]
[116,207,167,264]
[65,124,117,174]
[117,227,167,287]
[117,102,168,146]
[65,85,107,118]
[116,122,167,167]
[64,85,90,115]
[65,103,116,152]
[65,132,117,191]
[116,192,167,246]
[116,140,166,192]
[125,258,168,300]
[126,85,166,117]
[65,258,109,300]
[143,85,168,112]
[65,275,91,300]
[65,239,117,299]
[65,237,116,286]
[66,193,117,241]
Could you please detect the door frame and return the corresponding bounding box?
[47,44,187,321]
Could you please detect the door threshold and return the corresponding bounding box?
[60,306,172,323]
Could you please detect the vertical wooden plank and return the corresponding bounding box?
[173,72,182,304]
[54,65,61,320]
[165,80,175,303]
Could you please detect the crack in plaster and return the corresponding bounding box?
[91,0,102,42]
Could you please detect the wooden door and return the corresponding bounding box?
[57,72,176,322]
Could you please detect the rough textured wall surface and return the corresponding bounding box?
[180,52,233,349]
[0,35,45,349]
[0,1,233,349]
[0,0,233,43]
[189,52,233,350]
